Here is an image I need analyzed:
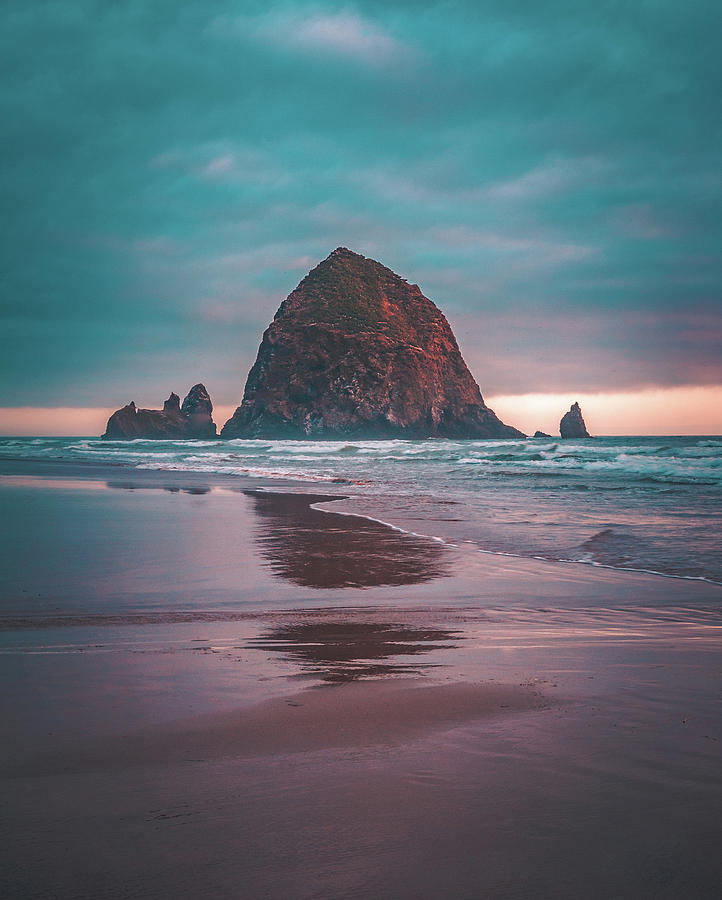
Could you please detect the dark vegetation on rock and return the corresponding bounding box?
[102,384,216,440]
[560,402,591,439]
[222,248,523,439]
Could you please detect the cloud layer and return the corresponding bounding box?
[1,0,720,413]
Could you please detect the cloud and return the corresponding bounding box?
[289,11,409,64]
[1,0,720,410]
[612,203,676,240]
[486,157,611,201]
[195,291,283,327]
[429,225,594,265]
[201,154,236,177]
[353,155,610,224]
[219,8,417,69]
[453,308,722,397]
[487,162,574,201]
[150,143,291,186]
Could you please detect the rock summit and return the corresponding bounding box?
[222,248,522,439]
[559,402,591,439]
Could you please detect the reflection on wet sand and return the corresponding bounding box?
[106,481,211,495]
[245,490,449,588]
[248,620,461,682]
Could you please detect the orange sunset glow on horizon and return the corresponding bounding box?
[1,385,720,438]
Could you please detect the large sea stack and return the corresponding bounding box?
[560,402,591,438]
[102,384,216,440]
[222,248,523,440]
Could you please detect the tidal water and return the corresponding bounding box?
[1,435,721,584]
[2,437,722,900]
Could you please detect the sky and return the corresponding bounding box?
[1,0,721,435]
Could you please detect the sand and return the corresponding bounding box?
[11,680,545,777]
[2,463,722,899]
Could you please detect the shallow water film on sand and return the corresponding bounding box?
[1,451,721,899]
[2,434,721,582]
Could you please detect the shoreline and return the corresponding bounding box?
[2,457,722,898]
[2,455,722,593]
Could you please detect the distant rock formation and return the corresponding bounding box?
[222,247,523,440]
[533,430,552,438]
[560,402,591,439]
[102,384,216,440]
[180,384,216,437]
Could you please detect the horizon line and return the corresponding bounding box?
[0,385,721,437]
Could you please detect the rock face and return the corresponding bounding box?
[559,402,591,439]
[102,384,217,440]
[533,430,552,438]
[222,248,523,440]
[180,384,216,437]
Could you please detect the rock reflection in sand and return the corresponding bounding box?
[245,490,449,588]
[248,621,461,683]
[106,481,211,495]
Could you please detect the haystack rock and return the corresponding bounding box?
[222,248,523,440]
[559,402,591,439]
[102,384,217,440]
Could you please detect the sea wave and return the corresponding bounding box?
[2,434,721,584]
[2,435,721,486]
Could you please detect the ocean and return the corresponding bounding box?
[2,434,720,585]
[2,436,722,899]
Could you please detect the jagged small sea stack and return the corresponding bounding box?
[560,402,591,439]
[222,248,523,440]
[102,384,216,440]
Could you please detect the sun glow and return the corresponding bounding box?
[0,390,720,437]
[487,385,722,436]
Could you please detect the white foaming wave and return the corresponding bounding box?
[455,455,582,470]
[457,456,494,466]
[317,498,722,586]
[103,437,223,447]
[267,442,346,455]
[309,499,458,548]
[1,436,721,488]
[226,438,418,454]
[682,446,722,458]
[447,444,722,484]
[88,450,186,462]
[579,455,721,483]
[137,460,350,484]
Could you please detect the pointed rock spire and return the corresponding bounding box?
[560,402,591,438]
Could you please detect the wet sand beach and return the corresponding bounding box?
[2,463,722,898]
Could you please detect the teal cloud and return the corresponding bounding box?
[1,0,720,405]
